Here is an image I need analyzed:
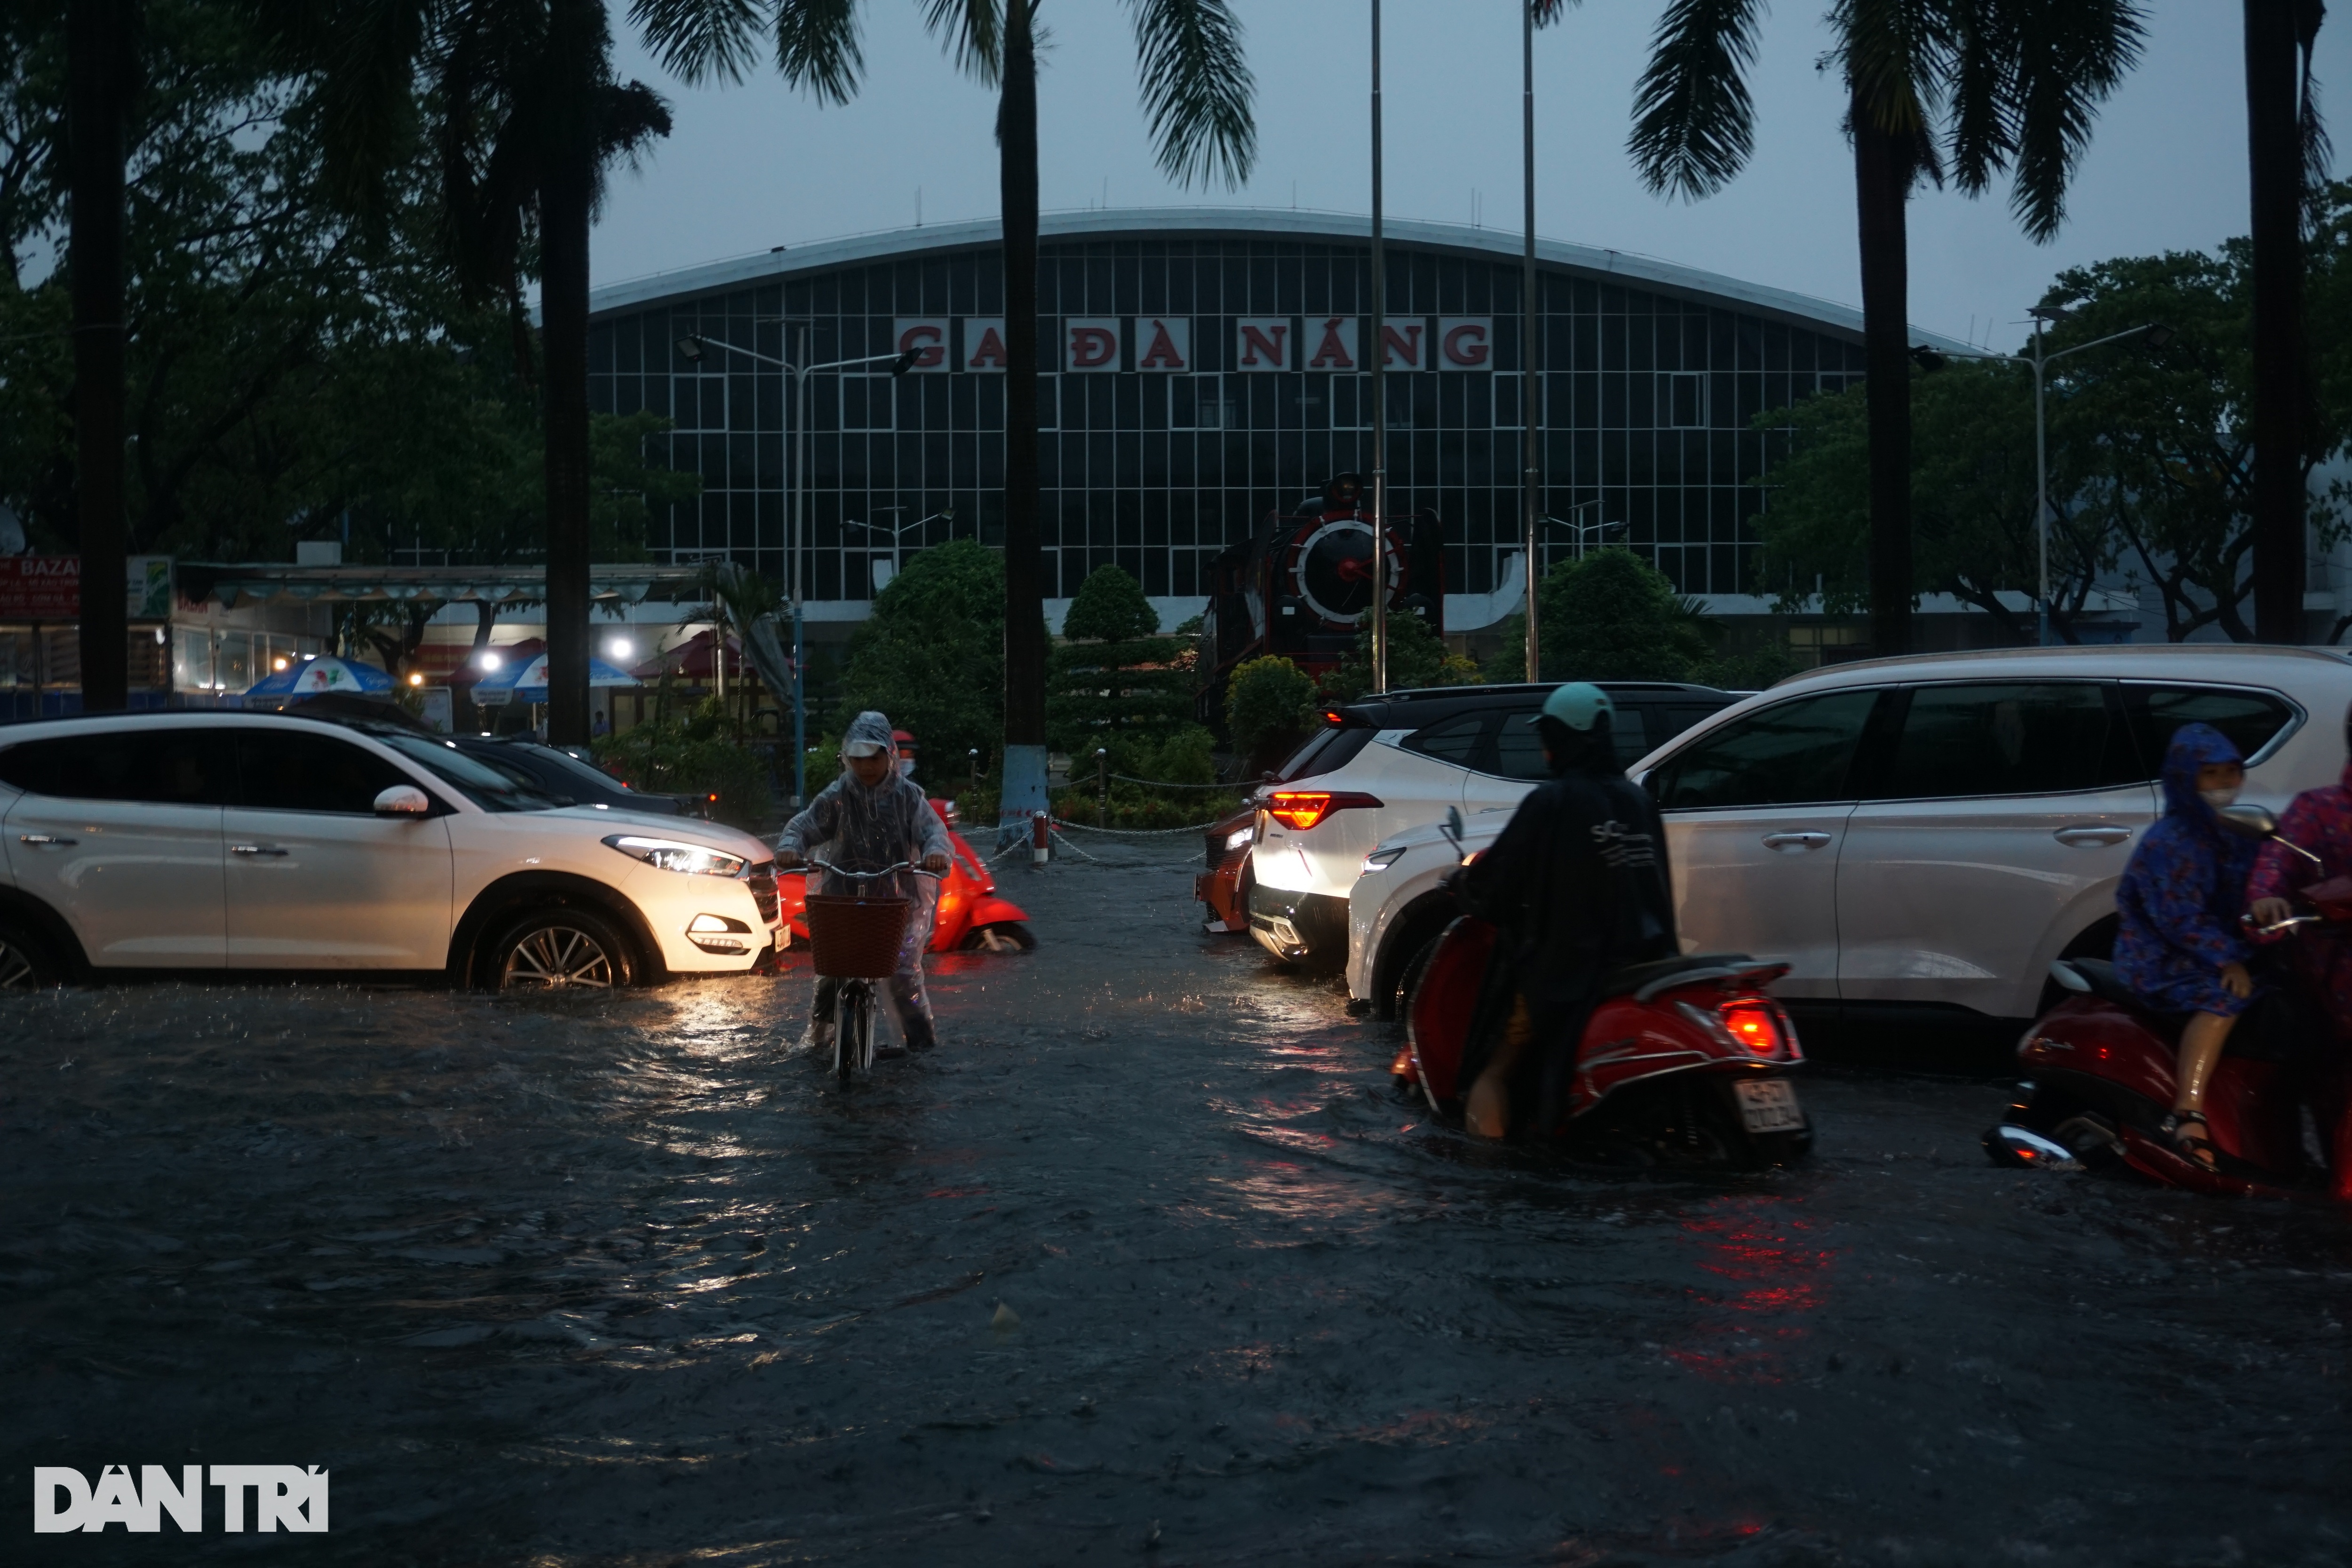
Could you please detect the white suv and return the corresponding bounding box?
[1630,645,2352,1025]
[0,712,781,989]
[1247,682,1736,969]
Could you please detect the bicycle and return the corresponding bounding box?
[801,859,942,1083]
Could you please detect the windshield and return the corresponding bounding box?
[516,743,635,795]
[373,732,565,812]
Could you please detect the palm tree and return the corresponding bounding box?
[1630,0,2144,656]
[2243,0,2328,640]
[66,0,139,711]
[632,0,1255,840]
[281,0,670,742]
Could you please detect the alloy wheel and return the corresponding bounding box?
[501,926,616,989]
[0,940,37,989]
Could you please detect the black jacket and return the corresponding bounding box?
[1452,762,1679,1130]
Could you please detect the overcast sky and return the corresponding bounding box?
[593,2,2349,350]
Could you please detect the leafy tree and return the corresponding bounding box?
[637,0,1256,829]
[1048,565,1187,757]
[1483,550,1712,682]
[1322,611,1479,702]
[1061,563,1158,641]
[840,539,1005,774]
[1631,0,2145,658]
[1223,654,1317,773]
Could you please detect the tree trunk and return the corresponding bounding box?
[1852,97,1912,659]
[2246,0,2307,642]
[996,0,1049,842]
[69,0,131,712]
[540,0,596,745]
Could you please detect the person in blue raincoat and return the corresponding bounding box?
[778,711,953,1055]
[2113,722,2259,1169]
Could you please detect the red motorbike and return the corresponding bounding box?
[1986,804,2352,1200]
[779,799,1035,955]
[1391,815,1812,1168]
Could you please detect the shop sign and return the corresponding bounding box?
[0,554,175,618]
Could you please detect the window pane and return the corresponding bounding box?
[1489,707,1549,780]
[0,727,234,804]
[232,731,411,814]
[1875,683,2122,800]
[2124,684,2299,773]
[1653,689,1878,809]
[1404,712,1486,765]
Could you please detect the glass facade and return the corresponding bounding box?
[588,223,1867,605]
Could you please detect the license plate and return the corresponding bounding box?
[1732,1077,1804,1133]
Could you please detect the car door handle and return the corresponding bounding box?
[17,833,76,848]
[229,844,290,858]
[1760,831,1832,851]
[2053,825,2132,847]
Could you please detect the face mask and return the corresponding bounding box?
[2200,786,2240,810]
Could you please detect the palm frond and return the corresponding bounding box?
[589,79,674,216]
[628,0,764,86]
[1529,0,1579,27]
[1126,0,1255,191]
[772,0,864,103]
[1628,0,1767,200]
[297,0,432,219]
[1829,0,1946,140]
[1942,0,2015,196]
[2299,0,2333,236]
[2000,0,2142,242]
[918,0,1002,87]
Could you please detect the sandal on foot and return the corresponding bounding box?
[2162,1109,2220,1171]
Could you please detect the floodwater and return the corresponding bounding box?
[4,840,2351,1566]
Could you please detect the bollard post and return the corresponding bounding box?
[1096,747,1108,827]
[968,747,980,796]
[1031,809,1050,868]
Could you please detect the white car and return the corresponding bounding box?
[0,712,781,989]
[1346,645,2352,1030]
[1247,682,1737,969]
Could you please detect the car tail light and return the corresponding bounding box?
[1265,790,1383,830]
[1718,1000,1781,1056]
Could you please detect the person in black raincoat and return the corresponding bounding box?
[1451,683,1679,1139]
[779,710,953,1054]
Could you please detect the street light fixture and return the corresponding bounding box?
[672,332,920,804]
[849,506,955,595]
[1929,316,2174,645]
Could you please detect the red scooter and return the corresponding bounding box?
[1391,811,1812,1169]
[1986,804,2352,1200]
[779,798,1034,955]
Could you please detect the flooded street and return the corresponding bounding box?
[6,842,2351,1566]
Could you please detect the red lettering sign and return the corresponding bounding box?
[1439,318,1492,366]
[0,556,80,618]
[1236,318,1290,370]
[1381,323,1425,370]
[962,318,1008,371]
[1306,317,1357,369]
[893,318,949,370]
[1066,318,1120,372]
[1136,317,1191,370]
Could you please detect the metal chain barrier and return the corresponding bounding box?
[1108,773,1256,791]
[1050,815,1229,836]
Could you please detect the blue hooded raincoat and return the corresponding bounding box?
[2113,723,2257,1016]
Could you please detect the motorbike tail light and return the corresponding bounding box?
[1718,1000,1781,1056]
[1266,790,1384,831]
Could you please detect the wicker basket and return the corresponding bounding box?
[804,894,913,979]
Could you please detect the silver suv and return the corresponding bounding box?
[0,712,780,989]
[1631,645,2352,1025]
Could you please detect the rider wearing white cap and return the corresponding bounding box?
[778,710,953,1055]
[1450,682,1680,1138]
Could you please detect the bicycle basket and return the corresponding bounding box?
[804,894,913,979]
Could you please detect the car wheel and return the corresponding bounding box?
[0,921,62,989]
[488,906,636,991]
[961,921,1037,953]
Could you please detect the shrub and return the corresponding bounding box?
[595,697,773,829]
[840,539,1004,769]
[1224,655,1319,772]
[1060,563,1158,640]
[1319,612,1483,702]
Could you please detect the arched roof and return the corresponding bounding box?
[587,206,1970,351]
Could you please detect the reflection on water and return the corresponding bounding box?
[4,844,2351,1565]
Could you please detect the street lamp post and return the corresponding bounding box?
[1926,314,2172,645]
[853,506,955,593]
[675,333,918,804]
[1521,0,1540,683]
[1368,0,1388,695]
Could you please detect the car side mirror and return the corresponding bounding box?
[2216,803,2278,840]
[374,784,431,817]
[1440,804,1466,859]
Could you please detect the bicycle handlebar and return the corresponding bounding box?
[803,857,943,880]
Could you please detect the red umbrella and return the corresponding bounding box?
[632,629,745,682]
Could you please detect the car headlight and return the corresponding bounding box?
[604,835,748,878]
[1225,825,1254,852]
[1359,845,1408,877]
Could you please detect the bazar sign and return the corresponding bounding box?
[898,317,1493,374]
[0,555,174,619]
[33,1464,329,1533]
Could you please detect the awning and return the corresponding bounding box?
[179,562,707,610]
